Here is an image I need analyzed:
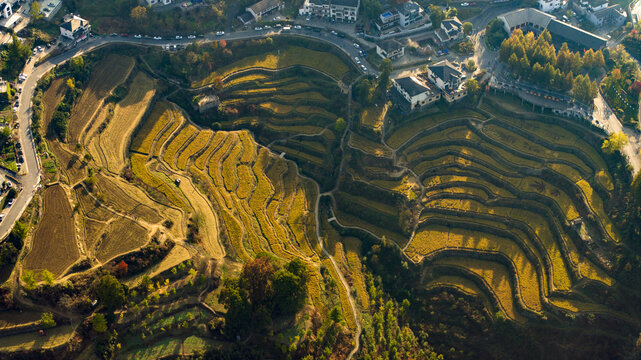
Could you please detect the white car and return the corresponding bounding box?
[153,36,162,40]
[216,31,225,36]
[460,2,470,6]
[264,25,272,29]
[188,35,196,39]
[7,199,14,207]
[176,35,183,40]
[353,43,360,48]
[360,64,367,71]
[331,30,338,35]
[254,26,263,31]
[134,34,142,38]
[294,25,302,29]
[283,26,291,30]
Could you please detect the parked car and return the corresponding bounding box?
[460,2,470,6]
[134,34,142,38]
[254,26,263,31]
[283,26,291,30]
[294,25,302,29]
[331,30,338,35]
[0,214,5,222]
[188,35,196,39]
[361,64,367,71]
[216,31,225,36]
[353,43,360,48]
[176,35,183,39]
[153,36,162,40]
[7,199,14,207]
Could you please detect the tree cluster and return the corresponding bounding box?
[499,29,603,103]
[219,255,308,337]
[485,18,508,49]
[601,46,641,125]
[0,34,31,81]
[354,59,392,107]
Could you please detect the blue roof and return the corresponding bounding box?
[381,11,393,19]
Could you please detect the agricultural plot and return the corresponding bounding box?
[68,54,135,142]
[195,46,350,87]
[339,94,622,322]
[95,217,150,263]
[40,77,67,133]
[24,185,78,277]
[99,72,156,173]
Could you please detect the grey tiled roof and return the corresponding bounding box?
[377,39,405,53]
[395,76,430,96]
[547,19,607,49]
[429,60,462,83]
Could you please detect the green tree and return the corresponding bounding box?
[41,270,55,286]
[429,5,446,28]
[335,117,346,132]
[375,59,393,101]
[362,0,382,20]
[486,18,508,48]
[41,313,56,328]
[465,78,480,95]
[463,22,473,35]
[30,1,41,19]
[96,275,126,311]
[601,132,628,154]
[21,270,36,290]
[92,313,108,333]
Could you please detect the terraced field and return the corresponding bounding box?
[333,94,621,322]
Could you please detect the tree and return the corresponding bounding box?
[429,5,446,28]
[92,314,108,333]
[30,1,41,19]
[21,270,36,290]
[465,78,480,95]
[130,6,147,22]
[272,267,307,315]
[96,275,126,311]
[41,270,55,286]
[41,313,56,329]
[601,132,628,154]
[447,7,458,18]
[376,59,393,101]
[362,0,382,20]
[335,117,346,132]
[241,256,275,307]
[463,22,473,35]
[486,18,508,48]
[66,78,75,90]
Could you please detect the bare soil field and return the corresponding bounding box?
[24,185,79,277]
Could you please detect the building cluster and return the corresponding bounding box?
[393,60,467,110]
[537,0,626,26]
[498,8,608,49]
[573,0,627,26]
[375,1,427,32]
[299,0,360,22]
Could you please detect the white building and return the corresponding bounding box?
[60,14,90,39]
[146,0,172,5]
[497,8,607,49]
[435,17,463,43]
[299,0,360,22]
[375,1,425,31]
[538,0,567,13]
[376,39,405,60]
[426,60,467,103]
[0,2,12,19]
[247,0,281,21]
[393,76,441,110]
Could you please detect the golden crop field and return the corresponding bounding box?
[100,72,156,173]
[130,101,176,155]
[163,125,198,169]
[68,54,135,142]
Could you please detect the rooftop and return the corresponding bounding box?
[429,60,463,83]
[394,76,435,97]
[248,0,280,15]
[60,15,89,32]
[441,16,462,31]
[377,38,405,53]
